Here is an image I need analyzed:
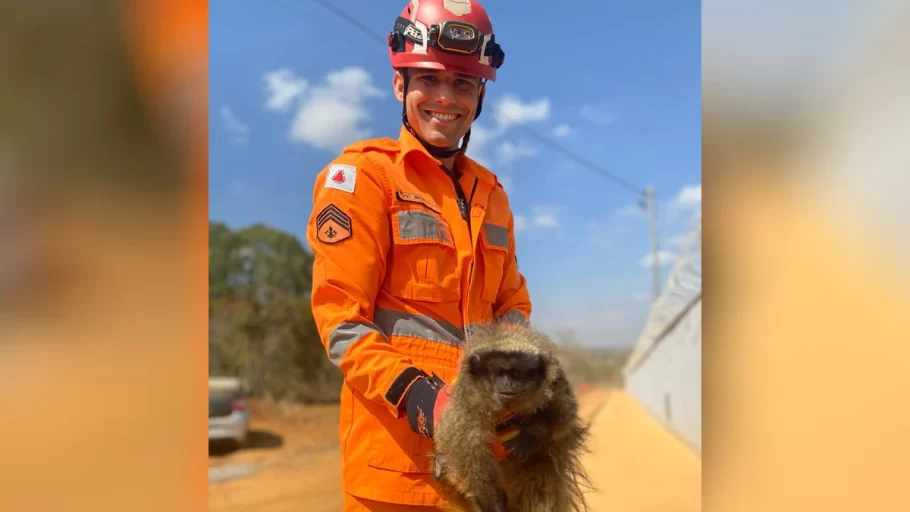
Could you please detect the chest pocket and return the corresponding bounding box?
[479,222,510,303]
[385,205,461,303]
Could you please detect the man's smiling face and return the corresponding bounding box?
[395,68,484,149]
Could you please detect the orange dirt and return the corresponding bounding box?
[582,390,702,511]
[209,388,701,511]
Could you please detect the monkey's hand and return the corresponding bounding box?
[495,414,549,463]
[489,410,520,460]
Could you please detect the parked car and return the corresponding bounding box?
[209,376,250,449]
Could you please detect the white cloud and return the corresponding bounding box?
[514,215,528,233]
[667,234,688,247]
[588,203,647,238]
[464,123,496,167]
[466,94,554,173]
[499,174,514,194]
[469,123,494,149]
[531,205,560,228]
[220,106,249,146]
[534,214,559,228]
[497,140,538,164]
[580,104,617,126]
[552,124,572,137]
[493,94,550,128]
[513,206,559,236]
[290,67,386,151]
[676,184,702,207]
[264,66,386,152]
[614,203,646,218]
[263,69,308,112]
[666,183,702,222]
[639,251,675,267]
[613,185,700,226]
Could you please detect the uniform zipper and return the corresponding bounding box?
[464,178,479,338]
[441,165,471,228]
[464,177,479,298]
[441,165,479,337]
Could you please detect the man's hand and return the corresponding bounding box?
[403,372,450,439]
[404,373,526,461]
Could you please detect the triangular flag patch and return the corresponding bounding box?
[324,164,356,193]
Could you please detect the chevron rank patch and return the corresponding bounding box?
[316,204,352,244]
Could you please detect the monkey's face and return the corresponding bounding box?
[467,350,548,409]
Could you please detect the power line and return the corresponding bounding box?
[307,0,387,45]
[511,124,644,195]
[306,0,647,197]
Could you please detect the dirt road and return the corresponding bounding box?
[209,388,700,511]
[581,390,701,511]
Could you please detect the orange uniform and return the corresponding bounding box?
[306,125,532,507]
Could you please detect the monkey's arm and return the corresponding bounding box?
[307,153,424,419]
[507,375,592,512]
[506,373,582,461]
[435,407,507,512]
[491,210,532,326]
[548,373,584,439]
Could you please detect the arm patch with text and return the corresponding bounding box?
[316,204,352,244]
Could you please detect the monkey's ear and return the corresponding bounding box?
[468,353,484,376]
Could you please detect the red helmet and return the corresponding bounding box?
[387,0,505,82]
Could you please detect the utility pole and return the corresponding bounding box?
[644,186,661,303]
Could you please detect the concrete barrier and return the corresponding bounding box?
[624,299,701,452]
[623,216,701,453]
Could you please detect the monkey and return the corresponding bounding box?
[428,321,593,512]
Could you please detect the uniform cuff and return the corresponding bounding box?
[404,372,446,438]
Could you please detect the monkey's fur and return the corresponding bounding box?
[429,322,593,512]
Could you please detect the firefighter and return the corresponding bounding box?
[306,1,530,509]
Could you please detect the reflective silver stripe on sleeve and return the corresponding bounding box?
[327,322,384,365]
[483,223,509,248]
[328,311,469,365]
[374,308,464,346]
[397,210,447,241]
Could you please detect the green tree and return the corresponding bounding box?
[209,221,341,403]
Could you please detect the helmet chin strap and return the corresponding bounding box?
[400,68,485,161]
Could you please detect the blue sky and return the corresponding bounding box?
[210,0,702,347]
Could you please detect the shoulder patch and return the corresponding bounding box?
[316,204,352,244]
[324,164,357,194]
[396,190,441,213]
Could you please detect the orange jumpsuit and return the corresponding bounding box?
[307,125,532,508]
